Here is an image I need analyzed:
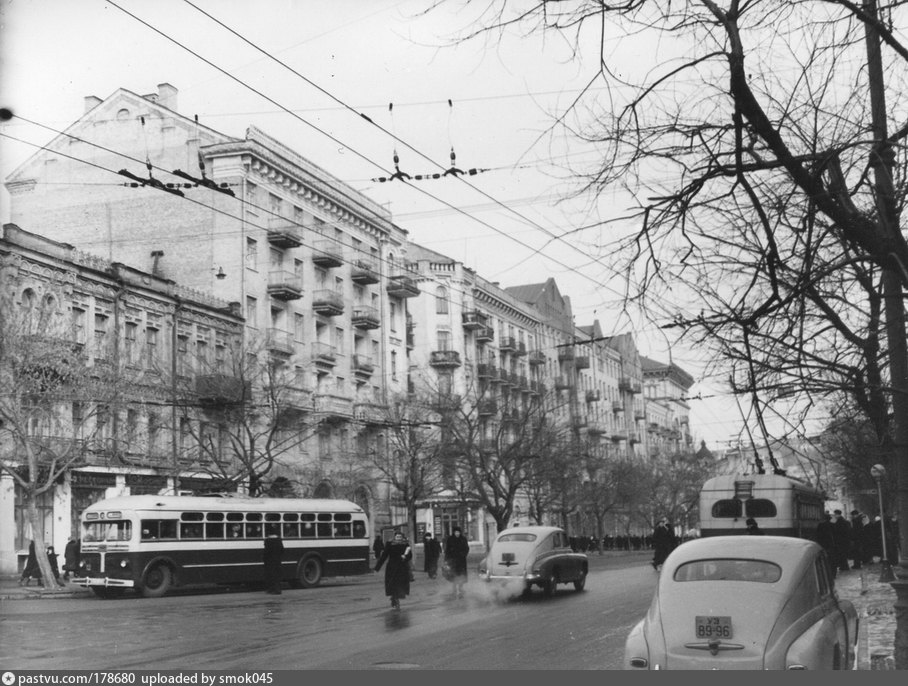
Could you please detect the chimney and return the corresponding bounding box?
[157,83,178,111]
[84,96,102,113]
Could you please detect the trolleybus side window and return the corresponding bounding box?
[746,499,777,518]
[301,514,316,538]
[353,520,367,538]
[712,499,743,518]
[317,512,333,538]
[283,513,299,538]
[206,512,225,539]
[141,520,177,539]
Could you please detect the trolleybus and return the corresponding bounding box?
[698,473,826,540]
[73,494,371,598]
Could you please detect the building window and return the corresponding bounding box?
[125,322,137,365]
[246,238,258,270]
[391,351,398,381]
[294,313,305,342]
[246,182,258,208]
[71,306,87,344]
[177,335,189,376]
[437,330,452,351]
[145,326,159,366]
[436,286,448,314]
[246,297,258,326]
[94,314,109,359]
[389,302,397,333]
[335,327,344,355]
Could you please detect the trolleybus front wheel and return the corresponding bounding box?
[141,564,173,598]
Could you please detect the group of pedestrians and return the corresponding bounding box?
[816,509,899,576]
[373,527,469,610]
[18,537,81,587]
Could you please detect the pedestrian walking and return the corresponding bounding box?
[63,537,80,581]
[832,509,851,572]
[651,518,676,571]
[745,517,764,535]
[263,534,284,595]
[816,513,838,577]
[373,534,385,561]
[374,530,412,610]
[18,540,42,587]
[849,510,865,570]
[422,532,441,579]
[46,545,61,583]
[444,526,470,599]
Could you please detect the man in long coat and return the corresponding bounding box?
[444,526,470,599]
[263,534,284,595]
[422,532,442,579]
[651,518,676,571]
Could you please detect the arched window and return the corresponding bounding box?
[435,286,448,314]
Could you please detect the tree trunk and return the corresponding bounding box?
[26,495,61,591]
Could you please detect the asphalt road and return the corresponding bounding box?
[0,552,655,670]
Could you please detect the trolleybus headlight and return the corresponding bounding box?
[119,559,129,569]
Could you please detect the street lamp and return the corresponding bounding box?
[870,464,895,583]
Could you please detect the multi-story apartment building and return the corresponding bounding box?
[641,355,695,455]
[4,84,418,532]
[0,224,244,574]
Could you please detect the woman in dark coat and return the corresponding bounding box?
[63,537,81,581]
[374,530,412,609]
[444,526,470,599]
[423,532,441,579]
[19,540,42,586]
[263,534,284,595]
[651,519,676,571]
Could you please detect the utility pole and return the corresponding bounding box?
[863,0,908,668]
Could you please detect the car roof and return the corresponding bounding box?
[664,535,820,572]
[494,525,564,538]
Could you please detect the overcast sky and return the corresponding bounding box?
[0,0,787,450]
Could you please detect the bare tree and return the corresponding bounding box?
[0,275,129,590]
[431,1,908,663]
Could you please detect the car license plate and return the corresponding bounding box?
[695,616,732,639]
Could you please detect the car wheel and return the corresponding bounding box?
[297,555,323,588]
[573,571,586,592]
[141,564,172,598]
[543,572,556,597]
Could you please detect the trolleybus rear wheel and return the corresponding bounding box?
[297,555,323,588]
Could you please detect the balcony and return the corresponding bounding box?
[587,421,606,436]
[575,355,590,370]
[572,416,588,430]
[312,289,345,317]
[554,376,572,390]
[352,354,375,376]
[499,336,517,353]
[612,400,624,413]
[515,342,527,356]
[528,349,546,366]
[557,346,575,362]
[477,363,495,379]
[196,374,249,405]
[498,369,514,386]
[634,409,646,421]
[311,239,344,268]
[475,325,494,343]
[267,269,303,301]
[628,430,641,444]
[311,342,338,367]
[284,385,313,413]
[586,390,601,403]
[462,310,487,330]
[516,375,529,391]
[315,393,353,420]
[351,306,380,330]
[610,429,627,442]
[266,218,303,249]
[351,259,379,285]
[354,401,387,424]
[386,274,420,298]
[266,328,294,357]
[530,380,545,396]
[619,377,642,394]
[503,408,521,424]
[429,350,461,368]
[478,399,498,416]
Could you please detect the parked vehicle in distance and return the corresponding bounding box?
[478,525,588,598]
[624,536,858,670]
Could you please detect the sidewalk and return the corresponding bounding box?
[1,556,898,670]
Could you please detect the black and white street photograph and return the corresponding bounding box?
[0,0,905,671]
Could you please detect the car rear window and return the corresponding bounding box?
[673,558,782,583]
[497,533,537,543]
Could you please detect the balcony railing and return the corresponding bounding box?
[386,274,420,298]
[311,342,338,366]
[477,363,495,379]
[575,355,590,370]
[478,399,498,416]
[266,218,303,249]
[266,328,294,356]
[315,393,353,418]
[612,401,624,413]
[587,421,606,435]
[586,390,601,403]
[352,354,375,375]
[528,350,546,365]
[429,350,462,368]
[351,259,379,285]
[462,310,487,330]
[475,325,494,343]
[267,270,303,301]
[499,336,517,353]
[619,377,642,394]
[557,346,575,361]
[554,376,572,390]
[311,239,344,268]
[196,374,249,405]
[312,289,345,317]
[514,342,527,356]
[354,401,387,424]
[351,305,380,330]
